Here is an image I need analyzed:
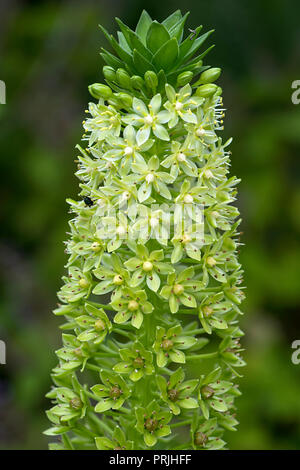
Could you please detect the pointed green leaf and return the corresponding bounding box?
[178,25,203,60]
[152,38,178,71]
[178,30,214,66]
[117,31,131,53]
[146,21,170,54]
[100,50,124,69]
[133,49,155,74]
[169,12,189,42]
[162,10,182,30]
[116,18,152,61]
[136,10,152,44]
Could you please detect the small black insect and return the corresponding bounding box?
[83,196,94,207]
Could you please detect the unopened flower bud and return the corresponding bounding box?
[223,237,236,251]
[176,71,193,87]
[217,190,230,202]
[144,71,158,92]
[225,287,242,305]
[88,83,112,100]
[195,83,218,98]
[114,92,133,108]
[199,67,221,84]
[116,68,132,89]
[103,66,116,82]
[131,75,145,90]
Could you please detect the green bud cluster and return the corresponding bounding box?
[45,10,245,451]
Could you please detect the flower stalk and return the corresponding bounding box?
[46,9,245,450]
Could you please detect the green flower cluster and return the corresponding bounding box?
[46,10,245,450]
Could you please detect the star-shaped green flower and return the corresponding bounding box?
[55,332,90,373]
[135,401,172,447]
[153,324,197,367]
[124,245,174,292]
[156,367,199,415]
[164,83,203,128]
[198,367,236,419]
[192,417,226,450]
[198,291,231,334]
[58,266,93,303]
[174,179,208,217]
[46,377,88,428]
[103,124,153,176]
[99,177,139,214]
[93,253,130,295]
[96,212,129,253]
[95,426,133,450]
[184,106,218,154]
[66,225,106,273]
[111,287,154,329]
[171,225,204,263]
[83,100,121,146]
[160,267,202,313]
[123,94,170,145]
[75,303,112,344]
[161,138,198,179]
[91,370,131,412]
[131,206,171,246]
[113,341,154,382]
[125,155,174,202]
[201,245,228,285]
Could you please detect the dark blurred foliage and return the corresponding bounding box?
[0,0,300,450]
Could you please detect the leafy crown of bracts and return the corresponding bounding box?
[100,10,214,89]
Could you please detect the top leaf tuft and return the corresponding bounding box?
[100,10,214,85]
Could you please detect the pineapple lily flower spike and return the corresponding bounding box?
[45,10,245,450]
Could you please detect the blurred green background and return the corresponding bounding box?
[0,0,300,450]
